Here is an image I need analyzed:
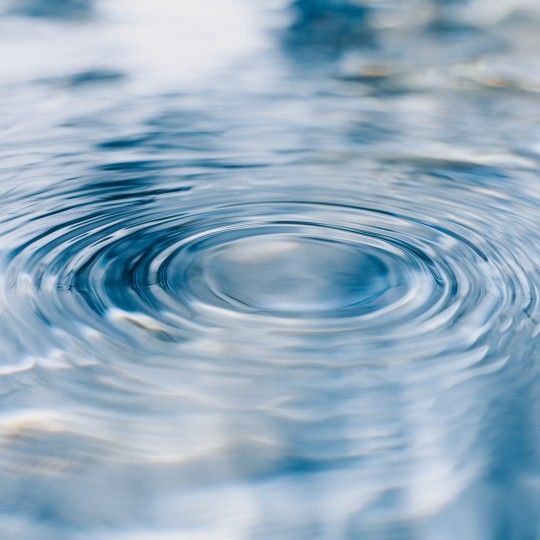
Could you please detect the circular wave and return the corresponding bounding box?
[1,183,536,366]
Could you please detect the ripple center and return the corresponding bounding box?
[192,233,397,317]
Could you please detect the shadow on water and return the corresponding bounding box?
[4,0,93,19]
[285,0,373,55]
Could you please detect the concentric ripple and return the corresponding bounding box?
[1,185,536,362]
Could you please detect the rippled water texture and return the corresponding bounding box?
[1,1,540,538]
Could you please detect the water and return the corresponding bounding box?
[0,1,539,538]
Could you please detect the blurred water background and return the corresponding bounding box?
[0,0,540,538]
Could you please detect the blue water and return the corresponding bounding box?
[0,1,539,538]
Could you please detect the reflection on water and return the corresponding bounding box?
[0,0,539,538]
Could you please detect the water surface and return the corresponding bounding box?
[0,1,539,538]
